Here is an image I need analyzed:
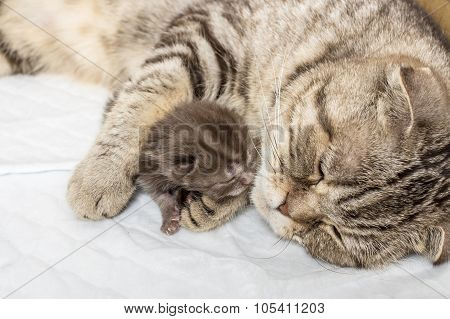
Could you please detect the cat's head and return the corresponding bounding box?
[252,57,449,267]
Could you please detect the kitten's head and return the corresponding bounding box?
[170,120,257,201]
[145,101,258,201]
[252,57,449,267]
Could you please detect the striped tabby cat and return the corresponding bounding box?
[0,0,448,267]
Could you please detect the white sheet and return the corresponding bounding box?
[0,75,448,298]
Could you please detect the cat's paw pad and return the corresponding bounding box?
[67,157,135,220]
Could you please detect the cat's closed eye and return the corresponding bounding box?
[292,158,325,186]
[329,224,343,243]
[316,158,325,182]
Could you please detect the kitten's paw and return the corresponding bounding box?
[67,157,135,220]
[161,213,181,236]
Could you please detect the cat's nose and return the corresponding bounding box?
[278,201,289,216]
[277,193,290,216]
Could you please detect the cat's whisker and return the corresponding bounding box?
[250,47,285,170]
[269,56,283,127]
[262,112,284,169]
[268,41,298,169]
[276,46,291,131]
[244,235,293,260]
[268,234,294,259]
[261,83,283,167]
[276,37,302,124]
[250,136,276,173]
[255,68,283,170]
[273,75,283,156]
[272,232,289,247]
[246,61,288,192]
[259,32,303,169]
[314,258,353,275]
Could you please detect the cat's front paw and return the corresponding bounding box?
[180,191,249,232]
[67,156,136,220]
[180,194,220,232]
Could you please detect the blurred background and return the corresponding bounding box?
[417,0,449,38]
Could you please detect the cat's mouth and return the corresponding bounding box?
[251,176,298,238]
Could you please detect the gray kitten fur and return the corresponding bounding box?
[137,101,256,235]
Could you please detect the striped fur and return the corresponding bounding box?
[0,0,448,267]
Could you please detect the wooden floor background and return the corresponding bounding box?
[416,0,450,38]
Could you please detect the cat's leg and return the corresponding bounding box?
[0,28,34,76]
[180,192,250,232]
[67,59,194,219]
[0,54,12,76]
[67,9,241,219]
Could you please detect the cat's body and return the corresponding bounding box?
[0,0,448,267]
[137,101,256,235]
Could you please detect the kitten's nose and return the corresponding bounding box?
[239,173,254,186]
[227,163,242,177]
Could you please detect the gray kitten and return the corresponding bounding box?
[137,101,257,235]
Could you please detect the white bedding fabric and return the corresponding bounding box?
[0,75,448,298]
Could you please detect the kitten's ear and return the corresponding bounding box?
[415,226,447,264]
[388,65,447,133]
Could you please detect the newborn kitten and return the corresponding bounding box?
[138,101,257,235]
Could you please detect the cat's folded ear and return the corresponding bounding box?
[386,64,448,134]
[415,225,448,264]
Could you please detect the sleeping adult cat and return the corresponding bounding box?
[0,0,448,267]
